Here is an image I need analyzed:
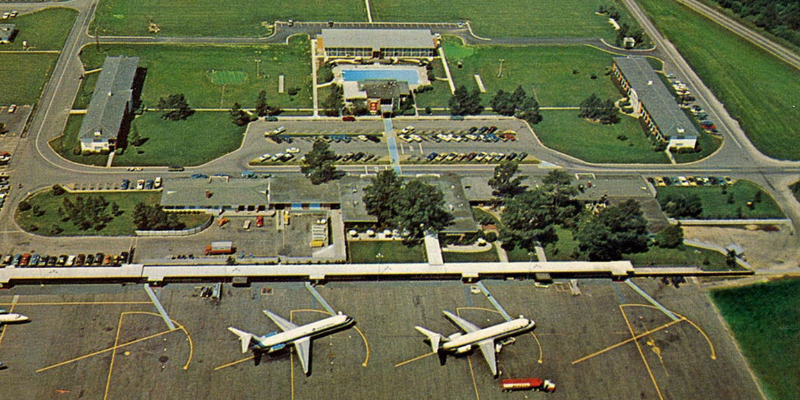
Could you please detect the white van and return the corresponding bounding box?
[243,220,251,230]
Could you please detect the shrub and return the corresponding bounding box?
[18,201,31,211]
[485,231,498,242]
[52,184,66,196]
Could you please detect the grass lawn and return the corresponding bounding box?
[534,110,669,163]
[73,71,100,109]
[711,278,800,400]
[2,8,77,51]
[443,40,621,107]
[656,180,784,219]
[506,246,539,262]
[371,0,642,42]
[544,225,730,269]
[638,0,800,160]
[790,181,800,203]
[92,0,366,37]
[79,37,312,109]
[16,190,209,236]
[443,245,499,263]
[116,112,245,166]
[0,54,58,105]
[348,240,426,263]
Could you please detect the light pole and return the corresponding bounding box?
[254,59,262,79]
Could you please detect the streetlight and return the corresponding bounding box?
[254,59,262,79]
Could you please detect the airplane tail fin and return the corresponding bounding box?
[228,327,254,354]
[415,326,445,353]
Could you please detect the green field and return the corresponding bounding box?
[51,112,246,166]
[656,180,784,219]
[638,0,800,160]
[92,0,366,36]
[79,37,312,109]
[0,54,59,105]
[506,246,540,262]
[73,71,100,109]
[347,240,426,263]
[544,225,730,269]
[443,40,621,107]
[2,8,77,51]
[442,246,499,262]
[711,278,800,400]
[16,190,209,236]
[534,110,669,163]
[371,0,641,41]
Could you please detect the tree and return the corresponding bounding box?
[488,160,527,200]
[301,139,344,184]
[322,85,344,116]
[132,203,185,230]
[52,184,66,196]
[579,93,619,124]
[255,90,269,117]
[542,170,572,186]
[363,170,404,228]
[229,102,252,126]
[659,193,703,218]
[449,85,484,116]
[490,89,515,116]
[391,180,453,245]
[157,93,193,120]
[500,189,559,251]
[128,124,144,147]
[656,223,684,248]
[576,199,649,260]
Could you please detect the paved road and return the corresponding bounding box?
[4,1,800,269]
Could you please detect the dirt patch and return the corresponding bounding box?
[684,225,799,270]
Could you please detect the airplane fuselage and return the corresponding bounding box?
[441,318,534,352]
[253,314,353,352]
[0,313,29,324]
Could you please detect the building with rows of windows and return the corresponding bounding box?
[317,28,439,60]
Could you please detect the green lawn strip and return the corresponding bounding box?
[114,112,245,166]
[534,110,669,164]
[16,190,208,236]
[370,0,640,42]
[711,278,800,400]
[506,246,539,262]
[3,8,77,51]
[544,225,729,269]
[92,0,365,37]
[0,54,58,105]
[73,71,100,109]
[638,0,800,160]
[79,38,312,109]
[443,245,499,262]
[50,114,108,166]
[443,40,622,107]
[347,240,426,263]
[790,181,800,203]
[656,180,784,219]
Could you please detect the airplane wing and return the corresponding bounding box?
[263,310,299,332]
[477,339,498,376]
[443,310,480,333]
[294,337,311,374]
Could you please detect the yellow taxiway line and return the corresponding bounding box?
[621,306,664,400]
[0,295,19,349]
[104,312,126,400]
[394,351,435,368]
[572,317,686,365]
[467,355,481,400]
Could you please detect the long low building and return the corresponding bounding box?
[317,28,439,59]
[79,56,139,154]
[612,56,698,150]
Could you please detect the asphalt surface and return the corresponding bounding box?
[0,0,798,276]
[0,279,766,399]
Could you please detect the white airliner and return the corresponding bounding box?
[228,309,355,375]
[0,309,29,324]
[415,310,535,377]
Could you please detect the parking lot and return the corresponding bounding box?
[0,279,763,399]
[246,119,541,166]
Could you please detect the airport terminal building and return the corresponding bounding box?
[612,56,698,150]
[317,28,439,60]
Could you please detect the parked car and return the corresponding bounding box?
[136,179,145,190]
[342,116,356,121]
[85,254,95,266]
[190,173,208,179]
[145,179,154,190]
[56,255,67,266]
[75,254,85,266]
[30,254,40,267]
[20,253,31,267]
[154,176,162,188]
[120,251,129,264]
[256,215,264,227]
[65,255,76,267]
[121,179,130,190]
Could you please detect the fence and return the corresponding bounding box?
[135,215,213,237]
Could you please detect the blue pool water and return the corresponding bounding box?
[342,69,420,85]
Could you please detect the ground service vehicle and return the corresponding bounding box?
[501,378,556,393]
[205,241,235,256]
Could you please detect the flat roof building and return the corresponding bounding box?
[343,79,411,114]
[79,56,139,154]
[613,56,698,149]
[318,28,438,59]
[161,178,268,212]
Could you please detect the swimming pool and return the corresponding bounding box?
[341,69,420,85]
